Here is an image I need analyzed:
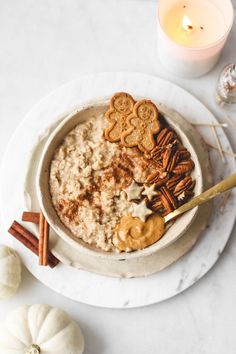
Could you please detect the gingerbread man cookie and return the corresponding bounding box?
[121,100,161,152]
[104,92,135,142]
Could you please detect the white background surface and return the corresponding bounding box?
[0,1,236,353]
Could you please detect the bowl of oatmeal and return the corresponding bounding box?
[36,96,203,273]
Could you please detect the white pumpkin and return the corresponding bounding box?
[0,245,21,299]
[0,304,85,354]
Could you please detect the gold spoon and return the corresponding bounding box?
[164,172,236,223]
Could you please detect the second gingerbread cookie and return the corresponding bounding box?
[121,100,161,152]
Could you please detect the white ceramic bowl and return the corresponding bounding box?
[36,97,203,275]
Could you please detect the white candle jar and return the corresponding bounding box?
[157,0,234,78]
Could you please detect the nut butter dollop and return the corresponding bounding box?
[113,213,165,252]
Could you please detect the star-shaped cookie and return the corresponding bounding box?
[142,184,158,201]
[130,200,153,222]
[125,181,143,201]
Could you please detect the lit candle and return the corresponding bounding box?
[157,0,234,78]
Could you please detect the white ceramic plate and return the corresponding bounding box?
[0,73,235,308]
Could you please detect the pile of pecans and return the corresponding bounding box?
[144,127,195,216]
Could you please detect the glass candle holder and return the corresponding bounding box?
[216,64,236,105]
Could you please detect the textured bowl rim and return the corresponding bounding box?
[36,96,203,260]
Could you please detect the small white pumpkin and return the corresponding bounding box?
[0,304,85,354]
[0,245,21,299]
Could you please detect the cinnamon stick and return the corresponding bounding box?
[43,217,49,266]
[8,221,59,268]
[39,212,45,265]
[38,211,50,266]
[22,211,40,224]
[8,226,38,255]
[11,221,38,248]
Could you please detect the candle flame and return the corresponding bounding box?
[182,15,193,31]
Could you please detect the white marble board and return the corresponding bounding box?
[0,72,235,308]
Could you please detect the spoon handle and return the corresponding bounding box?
[164,173,236,223]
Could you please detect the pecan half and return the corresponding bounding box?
[156,128,176,147]
[146,170,169,186]
[150,194,163,212]
[149,145,166,161]
[143,157,163,171]
[162,147,179,173]
[166,174,184,191]
[178,147,191,161]
[173,176,196,197]
[173,159,195,175]
[160,187,178,214]
[149,160,163,170]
